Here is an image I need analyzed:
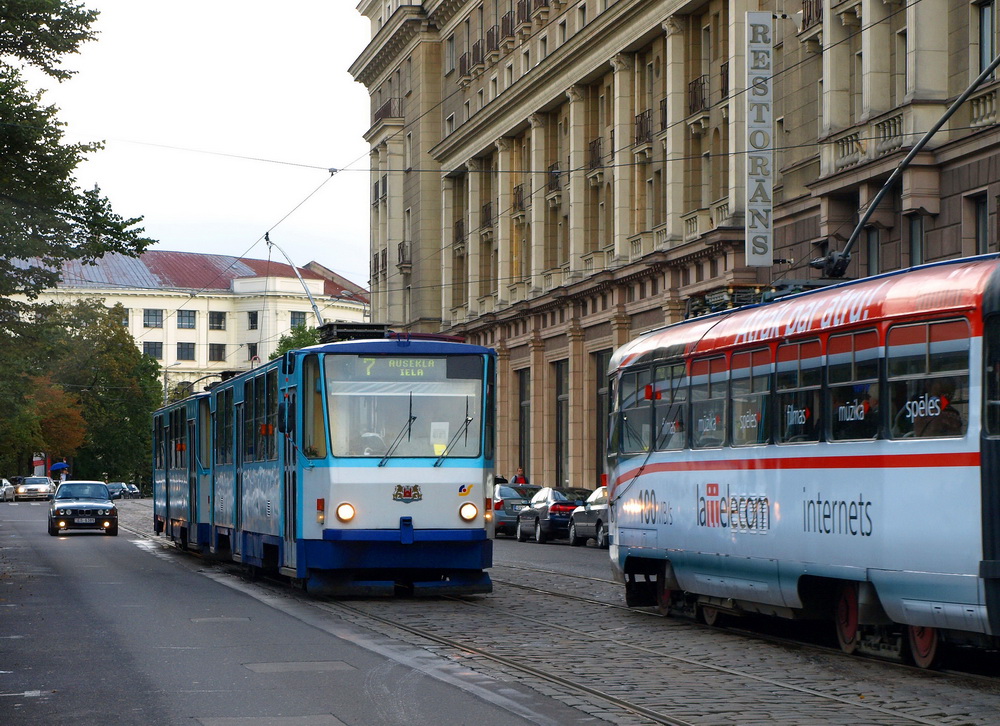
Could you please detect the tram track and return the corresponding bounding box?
[121,513,1000,724]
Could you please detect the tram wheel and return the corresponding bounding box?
[700,605,721,626]
[906,625,939,669]
[655,576,672,617]
[835,582,860,655]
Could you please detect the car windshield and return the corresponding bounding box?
[25,477,49,484]
[554,488,591,501]
[325,354,485,459]
[55,484,109,500]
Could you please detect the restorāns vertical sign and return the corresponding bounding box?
[746,12,773,266]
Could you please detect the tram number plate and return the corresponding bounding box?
[76,517,95,524]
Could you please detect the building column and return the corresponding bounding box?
[466,158,482,314]
[662,18,686,248]
[907,0,949,131]
[822,0,851,135]
[566,86,587,278]
[496,138,513,305]
[567,321,585,489]
[529,113,547,292]
[529,333,545,484]
[726,3,747,221]
[611,53,634,262]
[440,176,455,326]
[495,341,512,475]
[861,0,890,120]
[386,134,405,326]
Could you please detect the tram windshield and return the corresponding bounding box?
[325,354,484,459]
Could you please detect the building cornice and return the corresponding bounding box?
[349,6,429,87]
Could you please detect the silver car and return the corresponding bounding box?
[0,479,13,502]
[15,476,55,501]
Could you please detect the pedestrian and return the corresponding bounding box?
[511,467,528,484]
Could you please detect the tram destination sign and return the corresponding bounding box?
[746,12,773,267]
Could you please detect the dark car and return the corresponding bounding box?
[106,482,129,499]
[516,486,591,543]
[568,485,610,548]
[492,483,540,536]
[15,476,55,501]
[48,481,119,536]
[126,483,141,499]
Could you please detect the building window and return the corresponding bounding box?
[247,311,259,330]
[209,311,226,330]
[404,132,412,170]
[143,341,163,359]
[980,1,996,76]
[446,34,455,73]
[578,3,587,28]
[909,215,924,266]
[247,342,258,361]
[517,368,531,476]
[554,360,569,487]
[976,194,990,254]
[177,342,195,361]
[290,311,308,328]
[118,308,129,327]
[143,309,163,328]
[445,114,455,135]
[209,343,226,362]
[594,350,611,486]
[866,227,880,276]
[177,310,196,329]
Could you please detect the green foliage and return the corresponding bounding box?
[270,324,320,360]
[0,1,152,338]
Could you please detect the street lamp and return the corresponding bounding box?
[162,362,182,404]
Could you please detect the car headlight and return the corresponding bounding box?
[459,502,478,521]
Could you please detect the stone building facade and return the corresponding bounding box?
[352,0,1000,489]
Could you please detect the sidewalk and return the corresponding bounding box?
[116,497,155,537]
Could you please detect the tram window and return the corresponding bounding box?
[652,362,687,450]
[691,356,727,448]
[986,317,1000,435]
[827,330,880,441]
[775,340,821,443]
[620,368,651,453]
[887,320,969,438]
[265,369,278,460]
[731,348,771,446]
[302,355,327,459]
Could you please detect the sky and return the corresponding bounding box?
[31,1,374,288]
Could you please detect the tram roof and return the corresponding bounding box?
[296,337,495,357]
[612,255,1000,372]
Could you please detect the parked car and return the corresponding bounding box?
[105,482,129,500]
[492,483,540,536]
[0,479,13,502]
[516,486,592,543]
[15,476,55,502]
[568,486,610,548]
[48,481,118,536]
[126,483,141,499]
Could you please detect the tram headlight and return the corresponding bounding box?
[335,502,356,522]
[459,502,478,522]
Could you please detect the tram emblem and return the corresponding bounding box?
[458,484,474,496]
[392,484,423,503]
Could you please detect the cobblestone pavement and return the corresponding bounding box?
[117,500,1000,725]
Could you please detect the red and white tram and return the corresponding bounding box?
[607,256,1000,667]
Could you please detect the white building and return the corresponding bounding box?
[25,250,369,397]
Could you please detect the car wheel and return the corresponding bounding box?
[515,519,528,542]
[596,521,608,549]
[568,520,584,546]
[106,525,119,536]
[533,519,547,544]
[47,521,58,536]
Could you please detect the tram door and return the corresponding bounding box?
[233,402,243,558]
[282,389,297,571]
[187,417,197,543]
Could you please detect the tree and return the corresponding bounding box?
[270,325,320,360]
[0,1,152,339]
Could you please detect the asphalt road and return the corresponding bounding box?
[0,499,587,726]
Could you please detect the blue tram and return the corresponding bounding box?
[153,335,496,596]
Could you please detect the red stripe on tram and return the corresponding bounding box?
[614,451,981,486]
